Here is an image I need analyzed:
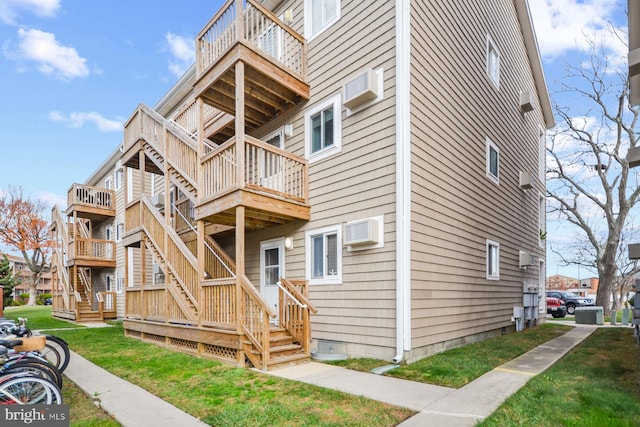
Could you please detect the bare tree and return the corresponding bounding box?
[547,38,640,315]
[0,186,52,306]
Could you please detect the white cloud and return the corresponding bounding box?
[166,32,194,77]
[0,0,60,25]
[10,28,89,80]
[49,111,122,132]
[529,0,626,62]
[34,191,66,210]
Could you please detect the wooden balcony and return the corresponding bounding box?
[196,134,309,228]
[195,0,309,132]
[67,237,116,268]
[67,184,115,221]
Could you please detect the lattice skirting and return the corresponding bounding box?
[125,327,241,365]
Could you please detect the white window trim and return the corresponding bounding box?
[486,35,500,88]
[486,239,500,280]
[486,138,500,185]
[305,93,342,163]
[305,224,342,285]
[116,222,124,241]
[106,273,114,292]
[104,177,112,191]
[115,168,124,190]
[304,0,341,41]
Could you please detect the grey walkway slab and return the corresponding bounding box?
[271,326,597,427]
[64,350,209,427]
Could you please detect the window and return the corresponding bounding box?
[105,225,112,241]
[486,35,500,87]
[305,0,340,40]
[486,240,500,280]
[306,225,342,285]
[116,272,124,294]
[115,168,124,190]
[486,138,500,184]
[116,222,124,241]
[104,177,112,190]
[106,274,113,292]
[305,94,341,162]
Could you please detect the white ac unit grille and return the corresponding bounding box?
[344,218,379,246]
[343,69,379,110]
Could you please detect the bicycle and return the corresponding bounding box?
[0,347,62,405]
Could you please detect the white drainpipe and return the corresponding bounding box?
[394,0,411,364]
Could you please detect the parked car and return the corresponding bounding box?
[43,297,52,306]
[546,297,567,318]
[547,291,594,315]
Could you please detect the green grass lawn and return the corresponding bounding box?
[481,327,640,426]
[3,305,84,331]
[9,307,640,426]
[328,323,572,388]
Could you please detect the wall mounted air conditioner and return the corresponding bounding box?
[519,251,536,268]
[519,171,535,190]
[344,218,380,246]
[152,192,164,208]
[519,90,535,112]
[627,146,640,168]
[343,69,379,110]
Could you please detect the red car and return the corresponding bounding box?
[547,297,567,318]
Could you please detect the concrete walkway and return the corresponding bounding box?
[63,325,597,426]
[64,350,209,427]
[268,325,597,426]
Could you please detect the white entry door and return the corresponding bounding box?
[260,238,285,324]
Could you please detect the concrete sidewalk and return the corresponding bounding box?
[269,325,597,426]
[64,350,209,427]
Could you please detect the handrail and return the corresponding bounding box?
[140,196,200,309]
[239,274,276,318]
[171,201,236,278]
[276,281,305,308]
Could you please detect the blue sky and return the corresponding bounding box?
[0,0,629,279]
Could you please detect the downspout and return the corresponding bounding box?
[394,0,411,364]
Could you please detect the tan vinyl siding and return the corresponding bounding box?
[254,0,398,354]
[409,0,545,351]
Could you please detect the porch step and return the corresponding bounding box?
[267,352,311,370]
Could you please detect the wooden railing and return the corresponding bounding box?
[171,99,221,137]
[201,135,308,203]
[97,291,117,319]
[68,238,115,262]
[124,104,199,193]
[197,0,306,80]
[278,279,316,354]
[239,274,276,370]
[68,184,115,211]
[201,278,237,327]
[50,206,70,310]
[127,197,199,310]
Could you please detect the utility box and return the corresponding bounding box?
[575,306,604,325]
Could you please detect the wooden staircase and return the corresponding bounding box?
[244,326,310,370]
[76,301,102,323]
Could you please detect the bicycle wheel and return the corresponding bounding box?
[43,335,70,373]
[3,361,63,389]
[0,375,62,405]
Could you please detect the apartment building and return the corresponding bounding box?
[50,149,124,322]
[52,0,553,370]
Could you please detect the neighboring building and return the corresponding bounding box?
[50,149,123,322]
[0,253,52,299]
[546,274,599,297]
[53,0,554,369]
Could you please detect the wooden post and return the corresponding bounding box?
[235,206,245,334]
[236,61,245,189]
